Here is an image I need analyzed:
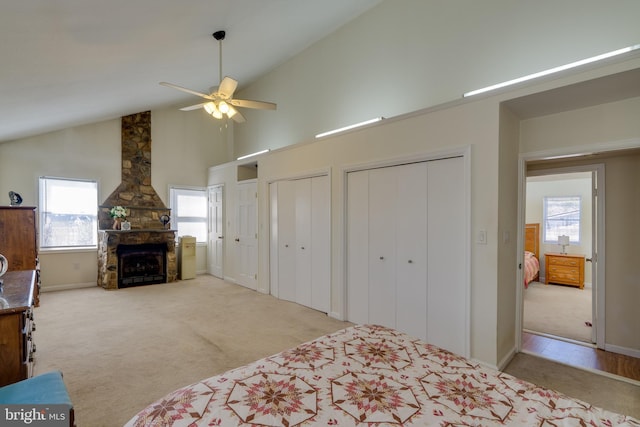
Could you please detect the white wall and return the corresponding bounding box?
[234,0,640,158]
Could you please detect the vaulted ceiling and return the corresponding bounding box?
[0,0,381,143]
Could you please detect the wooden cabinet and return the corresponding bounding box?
[0,270,36,386]
[545,253,585,289]
[0,206,39,305]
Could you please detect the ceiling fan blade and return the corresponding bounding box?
[229,98,277,110]
[218,76,238,99]
[228,106,246,123]
[160,82,214,100]
[179,102,209,111]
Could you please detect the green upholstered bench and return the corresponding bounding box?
[0,370,74,426]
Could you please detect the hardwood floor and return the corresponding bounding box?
[522,331,640,383]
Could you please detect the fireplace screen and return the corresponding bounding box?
[117,243,167,287]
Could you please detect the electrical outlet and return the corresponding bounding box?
[477,229,487,245]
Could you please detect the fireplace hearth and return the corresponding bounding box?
[117,243,167,287]
[97,230,177,290]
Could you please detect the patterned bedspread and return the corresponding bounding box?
[524,251,540,288]
[125,324,639,426]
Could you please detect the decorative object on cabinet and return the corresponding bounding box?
[545,252,585,289]
[558,235,570,254]
[8,191,23,206]
[0,253,7,277]
[0,253,7,291]
[0,206,40,306]
[160,214,170,229]
[0,270,36,387]
[121,220,131,231]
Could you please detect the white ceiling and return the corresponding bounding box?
[0,0,381,143]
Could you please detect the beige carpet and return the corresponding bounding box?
[32,275,638,426]
[523,281,592,342]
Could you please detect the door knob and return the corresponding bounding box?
[379,256,384,260]
[408,260,413,263]
[235,238,240,242]
[301,246,305,250]
[218,236,224,239]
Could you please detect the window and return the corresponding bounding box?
[170,187,207,243]
[39,177,98,248]
[543,196,581,244]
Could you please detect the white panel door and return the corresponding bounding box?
[368,166,397,330]
[347,170,370,325]
[395,163,428,340]
[208,185,224,279]
[426,157,466,356]
[295,178,312,308]
[236,182,257,290]
[346,156,467,355]
[275,180,296,302]
[311,175,330,312]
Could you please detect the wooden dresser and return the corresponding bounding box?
[0,270,36,386]
[544,252,585,289]
[0,206,40,306]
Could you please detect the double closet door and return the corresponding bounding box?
[347,157,467,356]
[270,175,330,313]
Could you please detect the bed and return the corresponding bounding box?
[125,324,638,426]
[524,223,541,288]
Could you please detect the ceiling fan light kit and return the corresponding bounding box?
[160,30,276,123]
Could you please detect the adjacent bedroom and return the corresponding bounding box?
[523,172,594,345]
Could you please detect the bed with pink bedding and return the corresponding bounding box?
[125,324,638,426]
[524,223,541,288]
[524,250,540,288]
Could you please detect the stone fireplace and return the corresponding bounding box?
[97,111,177,289]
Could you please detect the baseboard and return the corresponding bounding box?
[329,311,344,321]
[604,343,640,359]
[497,346,517,371]
[41,282,96,292]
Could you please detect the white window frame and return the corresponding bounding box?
[543,195,581,244]
[169,186,208,243]
[39,176,99,249]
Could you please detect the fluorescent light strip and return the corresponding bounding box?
[237,149,270,161]
[315,117,384,139]
[463,44,640,98]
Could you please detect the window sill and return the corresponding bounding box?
[39,246,98,254]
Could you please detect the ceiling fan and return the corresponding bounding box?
[160,30,276,123]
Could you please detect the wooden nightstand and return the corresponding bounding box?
[544,253,585,289]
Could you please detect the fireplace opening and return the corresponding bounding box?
[117,243,167,288]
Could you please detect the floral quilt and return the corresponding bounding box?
[125,324,639,426]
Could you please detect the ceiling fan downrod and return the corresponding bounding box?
[213,31,226,83]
